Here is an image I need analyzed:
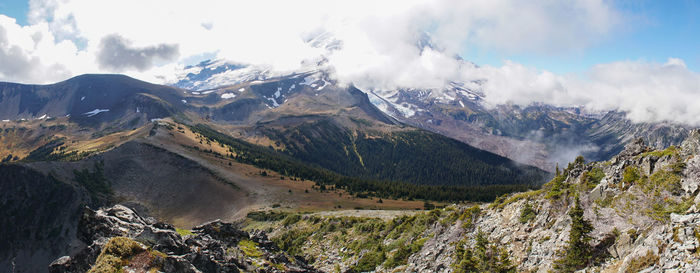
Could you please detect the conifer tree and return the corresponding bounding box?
[554,197,593,272]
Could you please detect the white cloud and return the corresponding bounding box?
[2,0,700,126]
[471,58,700,125]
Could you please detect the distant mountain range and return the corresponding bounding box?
[170,59,691,170]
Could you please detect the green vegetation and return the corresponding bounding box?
[246,211,290,222]
[491,190,542,210]
[188,123,544,202]
[24,138,71,161]
[459,205,481,229]
[352,247,386,272]
[73,161,111,200]
[624,251,658,273]
[268,211,444,271]
[582,168,605,190]
[88,237,145,273]
[519,202,536,224]
[383,238,428,268]
[648,197,693,222]
[621,167,641,187]
[640,145,678,159]
[453,230,515,273]
[238,240,264,258]
[644,169,682,195]
[544,156,586,200]
[553,198,593,272]
[262,119,546,187]
[175,228,194,236]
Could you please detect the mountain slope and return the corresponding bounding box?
[241,131,700,272]
[50,130,700,272]
[0,74,185,129]
[172,60,692,171]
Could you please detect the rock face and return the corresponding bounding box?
[398,136,700,273]
[49,205,320,273]
[256,135,700,273]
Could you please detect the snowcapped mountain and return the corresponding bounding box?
[167,30,691,170]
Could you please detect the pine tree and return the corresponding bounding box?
[554,197,593,272]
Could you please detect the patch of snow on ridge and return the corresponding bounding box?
[267,97,280,107]
[274,90,281,98]
[300,74,319,86]
[221,93,236,99]
[80,96,85,101]
[83,109,109,117]
[238,88,245,92]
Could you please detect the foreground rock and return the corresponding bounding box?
[49,205,320,273]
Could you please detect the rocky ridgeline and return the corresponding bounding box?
[401,130,700,273]
[48,205,319,273]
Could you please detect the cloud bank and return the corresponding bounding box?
[0,0,698,125]
[97,34,179,72]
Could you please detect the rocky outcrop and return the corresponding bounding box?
[422,136,700,273]
[49,205,320,273]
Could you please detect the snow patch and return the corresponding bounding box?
[37,114,48,119]
[316,80,328,91]
[238,88,245,92]
[191,92,200,95]
[221,93,236,99]
[267,97,280,107]
[201,90,214,95]
[300,74,319,86]
[83,109,110,117]
[289,84,296,91]
[80,96,85,101]
[459,100,465,108]
[274,90,281,98]
[1,120,9,122]
[181,100,187,104]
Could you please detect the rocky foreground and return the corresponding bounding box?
[49,130,700,272]
[49,205,319,273]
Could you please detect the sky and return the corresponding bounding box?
[0,0,699,125]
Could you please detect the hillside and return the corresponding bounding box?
[0,74,549,201]
[46,129,700,272]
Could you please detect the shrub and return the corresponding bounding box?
[459,205,481,229]
[175,228,194,236]
[582,168,605,190]
[453,230,515,273]
[621,167,640,186]
[88,237,144,273]
[281,214,302,226]
[384,237,427,268]
[624,251,658,273]
[519,202,536,224]
[238,240,264,258]
[352,247,385,272]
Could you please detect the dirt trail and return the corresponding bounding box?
[310,209,423,219]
